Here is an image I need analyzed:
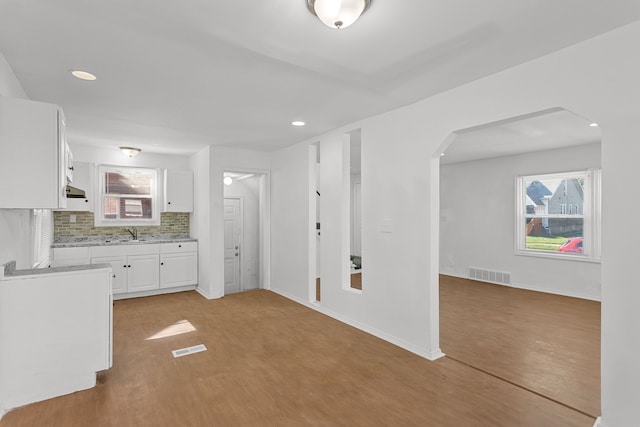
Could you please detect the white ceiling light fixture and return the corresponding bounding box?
[223,176,233,185]
[291,121,306,126]
[119,146,141,157]
[307,0,372,29]
[589,122,599,127]
[71,70,97,81]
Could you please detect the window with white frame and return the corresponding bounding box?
[96,165,160,226]
[516,169,600,261]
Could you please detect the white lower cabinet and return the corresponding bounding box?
[53,241,197,297]
[127,254,160,292]
[160,242,198,288]
[90,256,127,294]
[91,244,162,295]
[51,247,91,267]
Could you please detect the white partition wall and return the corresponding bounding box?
[269,21,640,426]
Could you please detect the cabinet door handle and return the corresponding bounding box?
[112,274,116,278]
[85,199,88,203]
[123,265,127,268]
[128,265,131,268]
[68,166,74,171]
[178,244,182,248]
[168,201,171,204]
[160,262,164,266]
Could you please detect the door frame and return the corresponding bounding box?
[222,169,271,292]
[223,196,243,294]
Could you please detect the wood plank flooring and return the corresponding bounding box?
[1,288,596,426]
[440,274,601,418]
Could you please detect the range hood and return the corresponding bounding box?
[66,185,86,199]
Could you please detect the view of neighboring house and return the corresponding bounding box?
[526,178,584,237]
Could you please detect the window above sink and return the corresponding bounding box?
[95,165,160,227]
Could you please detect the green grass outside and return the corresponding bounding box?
[526,235,568,251]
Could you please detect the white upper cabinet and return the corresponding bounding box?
[0,97,70,209]
[63,161,95,212]
[163,169,193,212]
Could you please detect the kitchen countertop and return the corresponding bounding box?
[1,260,112,279]
[51,234,197,248]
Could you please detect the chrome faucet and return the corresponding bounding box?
[125,227,138,240]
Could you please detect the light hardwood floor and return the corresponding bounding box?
[440,274,601,418]
[1,286,597,426]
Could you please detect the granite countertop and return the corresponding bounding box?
[51,234,197,248]
[1,260,112,279]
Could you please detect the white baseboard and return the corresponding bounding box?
[593,416,608,427]
[441,272,601,302]
[270,287,445,362]
[195,285,213,299]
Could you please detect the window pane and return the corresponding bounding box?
[104,197,118,219]
[105,171,153,195]
[121,198,153,219]
[525,178,583,216]
[526,218,584,253]
[102,197,153,220]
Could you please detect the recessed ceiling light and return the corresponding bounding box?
[291,121,306,127]
[71,70,97,81]
[223,177,233,186]
[589,122,599,127]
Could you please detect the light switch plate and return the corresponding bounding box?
[380,219,393,233]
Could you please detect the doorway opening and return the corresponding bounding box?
[436,107,602,418]
[309,142,321,302]
[223,171,268,295]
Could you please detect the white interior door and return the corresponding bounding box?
[224,198,241,295]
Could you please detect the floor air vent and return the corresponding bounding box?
[172,344,207,358]
[469,267,511,286]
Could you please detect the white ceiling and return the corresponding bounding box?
[0,1,638,155]
[441,108,602,165]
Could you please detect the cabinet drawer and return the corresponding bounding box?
[53,247,91,260]
[159,241,197,254]
[91,243,160,258]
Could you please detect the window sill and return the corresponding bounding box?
[342,285,363,295]
[514,249,600,263]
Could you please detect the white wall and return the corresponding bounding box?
[269,21,640,426]
[190,146,211,298]
[224,175,260,291]
[191,146,270,299]
[440,143,601,300]
[0,51,31,269]
[0,53,27,99]
[271,142,312,301]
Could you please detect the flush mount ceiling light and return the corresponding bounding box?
[119,146,141,157]
[223,177,233,186]
[307,0,372,29]
[71,70,96,81]
[291,121,306,126]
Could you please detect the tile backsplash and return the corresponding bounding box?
[54,211,190,238]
